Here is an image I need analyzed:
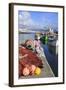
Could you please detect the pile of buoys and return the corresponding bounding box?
[22,65,41,76]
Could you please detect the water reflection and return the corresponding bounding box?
[43,44,58,77]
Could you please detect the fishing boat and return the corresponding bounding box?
[48,39,58,55]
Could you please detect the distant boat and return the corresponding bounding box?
[49,28,54,33]
[48,35,56,41]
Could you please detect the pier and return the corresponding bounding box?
[19,29,58,78]
[20,48,55,79]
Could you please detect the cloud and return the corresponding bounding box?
[18,11,58,31]
[18,11,44,30]
[18,11,34,28]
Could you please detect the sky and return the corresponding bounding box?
[18,10,58,30]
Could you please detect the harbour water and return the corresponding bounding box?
[42,44,58,77]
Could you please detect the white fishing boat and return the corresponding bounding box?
[48,39,58,55]
[48,35,56,41]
